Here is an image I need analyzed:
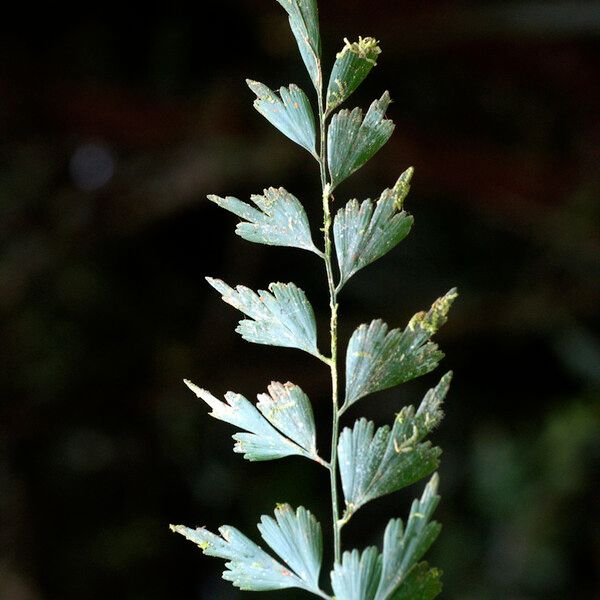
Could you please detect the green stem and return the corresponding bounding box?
[317,89,342,565]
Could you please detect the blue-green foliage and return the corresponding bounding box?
[330,477,442,600]
[183,379,322,463]
[171,504,325,595]
[328,92,395,189]
[171,0,456,598]
[344,291,457,408]
[247,81,317,157]
[338,374,451,521]
[205,278,321,358]
[208,187,321,254]
[327,36,381,112]
[334,168,413,289]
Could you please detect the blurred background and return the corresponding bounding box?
[1,0,599,598]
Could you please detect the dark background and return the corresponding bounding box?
[1,0,599,599]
